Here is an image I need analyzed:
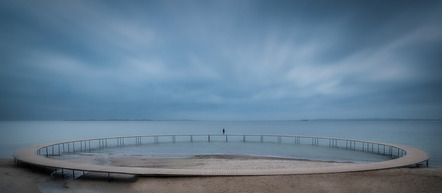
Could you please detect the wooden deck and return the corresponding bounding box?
[13,135,430,176]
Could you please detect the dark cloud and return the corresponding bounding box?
[1,0,441,120]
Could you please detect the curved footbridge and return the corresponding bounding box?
[14,134,430,177]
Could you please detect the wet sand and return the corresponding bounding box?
[1,158,442,193]
[107,155,353,169]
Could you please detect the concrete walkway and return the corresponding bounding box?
[13,136,430,176]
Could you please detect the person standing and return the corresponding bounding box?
[223,128,225,135]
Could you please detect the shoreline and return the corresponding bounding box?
[54,154,354,170]
[2,158,442,192]
[108,155,353,170]
[188,154,353,162]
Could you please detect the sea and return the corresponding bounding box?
[1,120,441,166]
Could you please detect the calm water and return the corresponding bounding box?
[0,120,441,166]
[72,141,392,163]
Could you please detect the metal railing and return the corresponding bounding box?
[13,134,430,176]
[36,134,407,159]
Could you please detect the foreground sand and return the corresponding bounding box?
[1,158,442,193]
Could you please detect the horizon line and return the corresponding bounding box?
[1,118,442,122]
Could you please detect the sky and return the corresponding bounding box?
[1,0,441,121]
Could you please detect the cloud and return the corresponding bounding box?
[1,0,441,120]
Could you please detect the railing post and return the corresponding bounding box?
[375,144,377,154]
[390,146,393,157]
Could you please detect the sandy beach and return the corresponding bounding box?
[1,158,442,193]
[58,154,353,170]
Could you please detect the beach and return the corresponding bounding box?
[57,154,353,170]
[1,158,442,193]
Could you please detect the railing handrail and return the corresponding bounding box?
[13,134,430,176]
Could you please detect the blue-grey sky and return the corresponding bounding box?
[1,0,441,120]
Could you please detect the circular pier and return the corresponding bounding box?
[13,134,429,176]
